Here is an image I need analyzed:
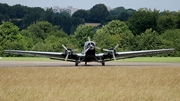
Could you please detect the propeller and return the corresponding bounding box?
[84,37,93,53]
[62,44,73,61]
[84,47,90,53]
[103,44,119,60]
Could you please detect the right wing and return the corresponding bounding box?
[4,50,65,58]
[4,50,86,62]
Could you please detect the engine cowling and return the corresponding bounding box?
[103,44,119,60]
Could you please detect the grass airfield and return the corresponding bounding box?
[1,57,180,62]
[0,57,180,100]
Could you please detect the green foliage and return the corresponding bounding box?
[94,20,133,51]
[157,11,177,33]
[19,21,69,52]
[132,29,164,50]
[27,21,53,41]
[0,3,180,57]
[0,22,25,56]
[161,29,180,56]
[12,4,29,18]
[109,7,134,21]
[110,7,126,15]
[73,25,95,48]
[72,9,88,19]
[176,12,180,28]
[59,11,70,17]
[100,20,132,35]
[93,31,121,50]
[127,8,159,35]
[88,4,109,23]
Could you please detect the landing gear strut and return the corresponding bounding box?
[85,62,87,65]
[75,60,79,66]
[101,59,105,66]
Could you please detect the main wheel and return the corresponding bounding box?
[75,60,79,66]
[102,60,105,66]
[85,62,87,65]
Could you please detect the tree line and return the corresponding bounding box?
[0,3,180,57]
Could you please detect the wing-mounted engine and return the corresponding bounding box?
[103,44,119,60]
[62,44,76,61]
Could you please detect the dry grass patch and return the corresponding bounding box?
[0,66,180,101]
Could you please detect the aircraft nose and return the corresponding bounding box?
[90,44,95,50]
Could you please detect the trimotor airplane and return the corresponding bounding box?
[4,37,174,66]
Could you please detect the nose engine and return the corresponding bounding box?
[87,42,95,50]
[84,37,97,53]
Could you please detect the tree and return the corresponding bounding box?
[22,21,68,46]
[161,29,180,56]
[118,12,130,21]
[109,7,126,15]
[23,7,44,28]
[59,11,70,17]
[88,4,109,23]
[0,22,25,56]
[157,11,177,33]
[127,8,159,35]
[99,20,133,36]
[176,12,180,28]
[27,21,53,41]
[93,30,121,51]
[72,9,88,20]
[132,29,164,51]
[94,20,134,51]
[12,4,29,18]
[109,7,135,21]
[73,25,95,48]
[41,8,54,23]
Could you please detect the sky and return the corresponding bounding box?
[1,0,180,11]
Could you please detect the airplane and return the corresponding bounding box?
[4,37,174,66]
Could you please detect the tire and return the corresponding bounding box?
[75,60,78,66]
[102,60,105,66]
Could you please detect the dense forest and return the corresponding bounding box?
[0,3,180,57]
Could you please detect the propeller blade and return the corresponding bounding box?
[84,47,90,53]
[112,51,116,60]
[114,44,119,50]
[62,44,68,50]
[65,54,69,61]
[88,37,91,42]
[103,49,110,52]
[72,49,78,52]
[95,46,100,50]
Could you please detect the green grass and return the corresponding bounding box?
[1,57,180,62]
[118,57,180,62]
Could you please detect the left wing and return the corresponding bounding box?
[96,48,174,60]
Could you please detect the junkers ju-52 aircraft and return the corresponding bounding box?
[5,37,174,66]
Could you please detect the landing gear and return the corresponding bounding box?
[75,60,79,66]
[85,62,87,65]
[101,59,105,66]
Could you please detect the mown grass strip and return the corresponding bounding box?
[1,57,180,62]
[117,57,180,62]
